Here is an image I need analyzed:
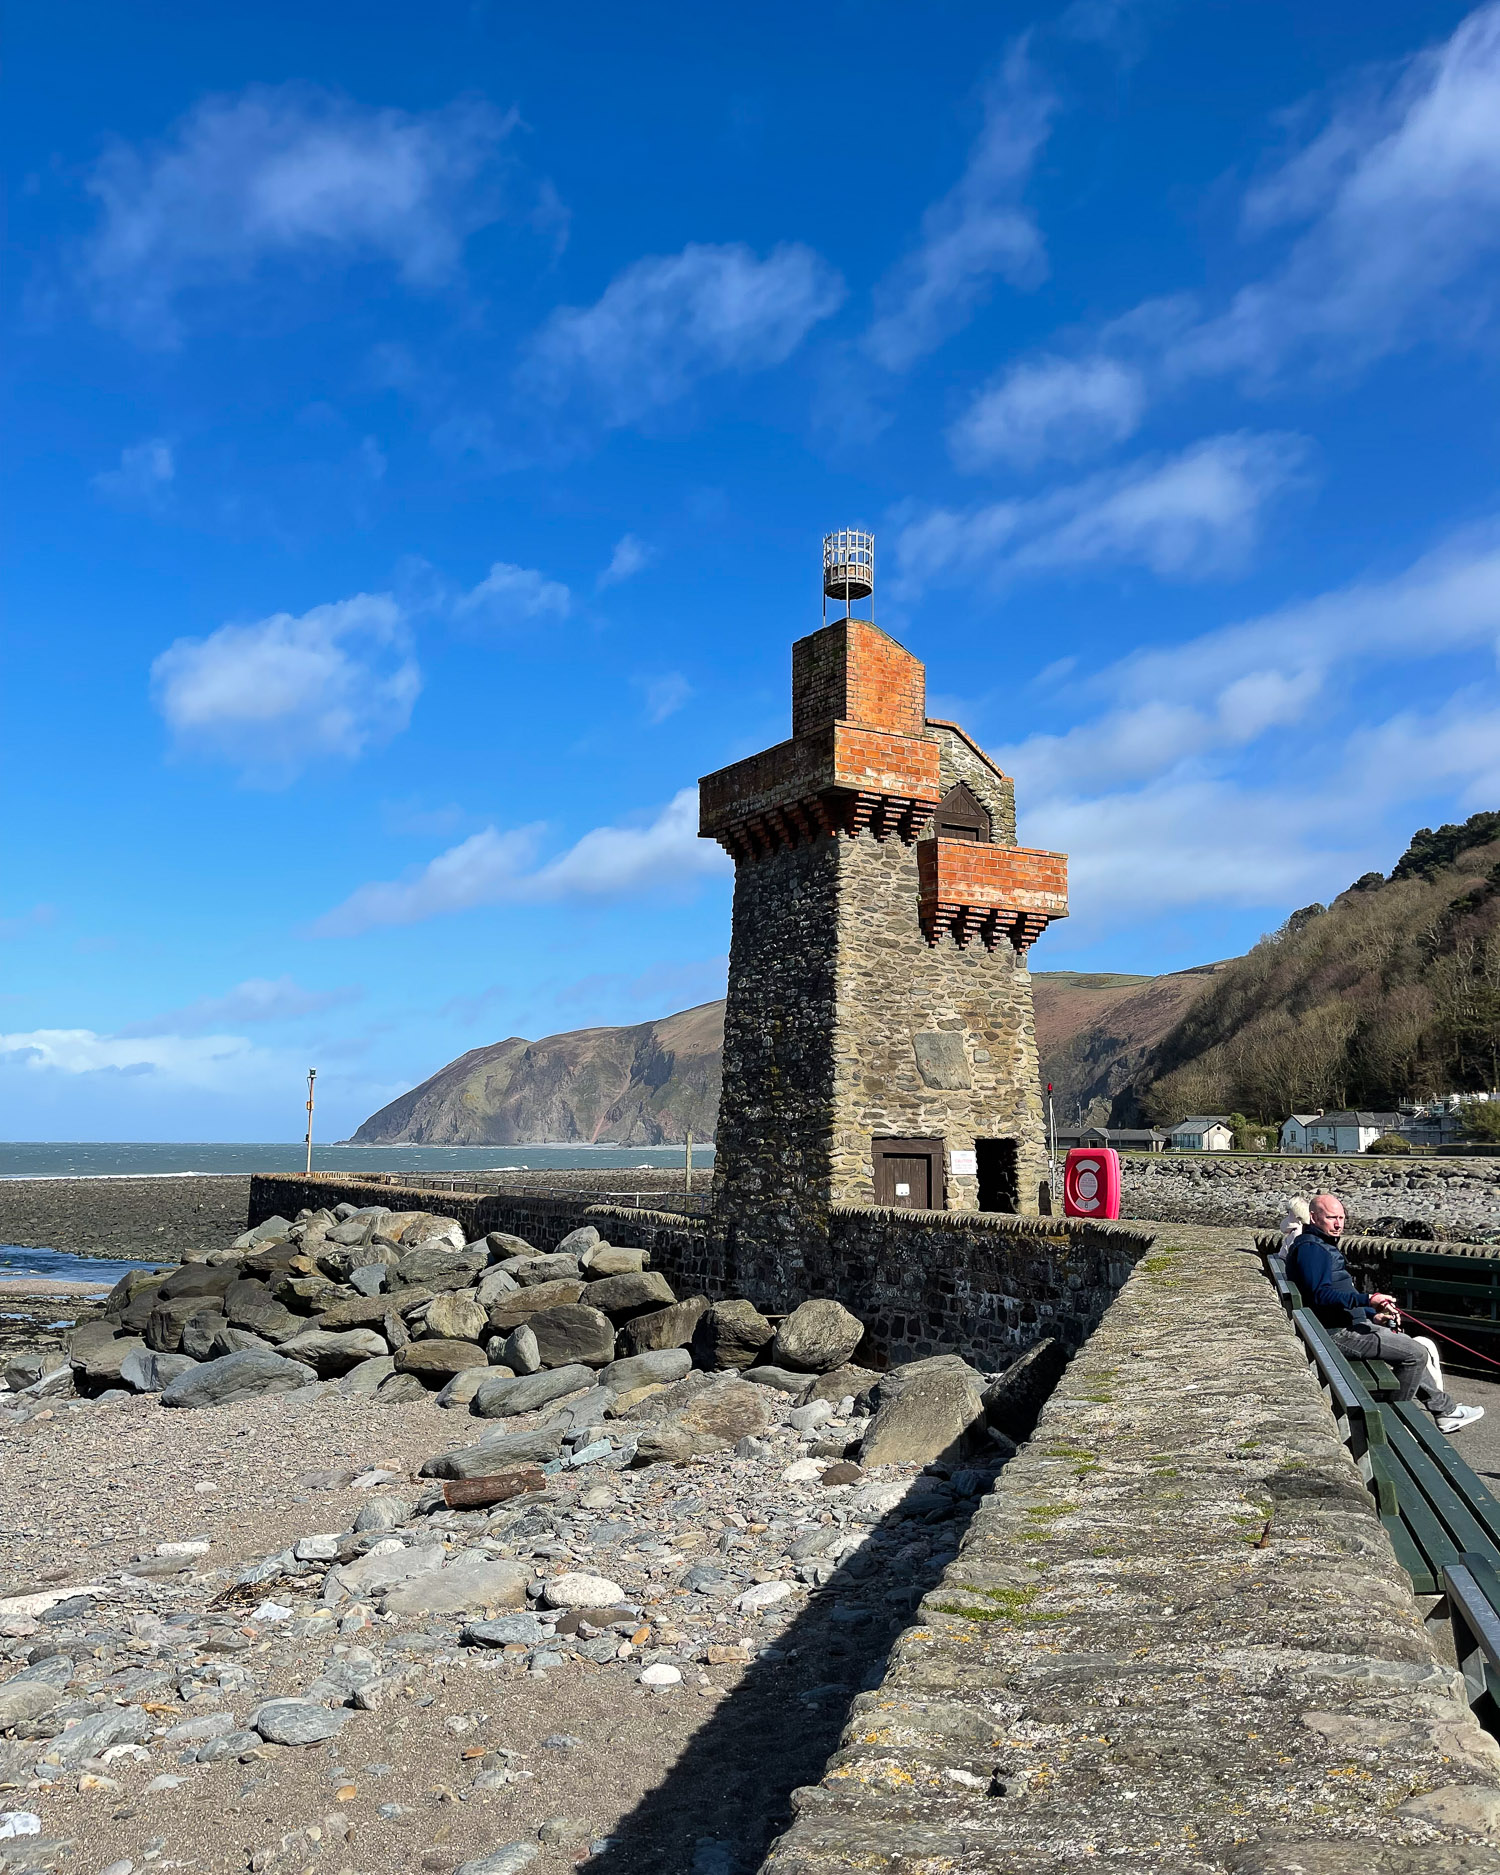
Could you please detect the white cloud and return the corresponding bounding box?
[312,787,728,937]
[641,673,692,723]
[863,47,1055,371]
[520,242,844,432]
[948,357,1146,470]
[92,437,174,506]
[598,534,652,588]
[896,431,1305,593]
[0,1027,281,1093]
[124,976,361,1037]
[453,561,572,628]
[78,83,515,344]
[151,591,420,783]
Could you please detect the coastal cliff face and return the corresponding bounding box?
[350,1000,724,1146]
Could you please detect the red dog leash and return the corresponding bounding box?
[1392,1303,1500,1373]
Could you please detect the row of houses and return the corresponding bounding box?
[1055,1095,1494,1155]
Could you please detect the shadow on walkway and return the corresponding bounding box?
[587,1451,1006,1875]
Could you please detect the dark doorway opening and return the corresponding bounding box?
[873,1137,944,1210]
[975,1136,1020,1213]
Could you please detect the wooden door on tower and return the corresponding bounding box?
[873,1137,944,1210]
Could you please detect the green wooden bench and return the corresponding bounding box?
[1445,1551,1500,1729]
[1386,1248,1500,1363]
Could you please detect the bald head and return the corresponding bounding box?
[1309,1193,1345,1239]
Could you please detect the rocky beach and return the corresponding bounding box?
[0,1198,1028,1875]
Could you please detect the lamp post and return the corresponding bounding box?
[304,1069,317,1176]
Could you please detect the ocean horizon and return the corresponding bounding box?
[0,1141,715,1180]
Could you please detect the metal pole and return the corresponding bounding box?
[305,1069,317,1176]
[685,1127,693,1199]
[1046,1081,1057,1208]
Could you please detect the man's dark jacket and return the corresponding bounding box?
[1285,1227,1373,1331]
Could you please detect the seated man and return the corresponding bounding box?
[1287,1193,1483,1434]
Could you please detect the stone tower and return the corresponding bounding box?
[700,593,1068,1281]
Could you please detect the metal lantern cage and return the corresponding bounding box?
[822,529,875,622]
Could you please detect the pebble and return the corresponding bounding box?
[639,1663,682,1687]
[542,1572,625,1609]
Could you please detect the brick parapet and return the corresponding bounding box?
[917,838,1068,952]
[762,1236,1500,1872]
[792,619,926,740]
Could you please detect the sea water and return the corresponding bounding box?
[0,1141,712,1180]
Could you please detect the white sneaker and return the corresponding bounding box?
[1437,1404,1485,1434]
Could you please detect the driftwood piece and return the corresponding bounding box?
[441,1468,547,1509]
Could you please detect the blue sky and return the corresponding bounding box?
[7,0,1500,1141]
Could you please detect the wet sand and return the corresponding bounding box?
[0,1175,250,1261]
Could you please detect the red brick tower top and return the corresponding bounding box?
[791,618,926,741]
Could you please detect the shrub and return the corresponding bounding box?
[1460,1101,1500,1144]
[1366,1132,1412,1155]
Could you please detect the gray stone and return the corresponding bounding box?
[3,1352,67,1393]
[313,1288,433,1332]
[160,1348,318,1409]
[279,1328,388,1376]
[394,1339,488,1384]
[554,1226,601,1257]
[210,1326,277,1358]
[469,1364,595,1419]
[381,1553,528,1616]
[861,1356,986,1467]
[692,1299,776,1370]
[633,1424,729,1465]
[581,1244,648,1276]
[486,1231,536,1257]
[232,1216,293,1250]
[463,1605,551,1650]
[34,1704,149,1766]
[164,1710,237,1744]
[501,1324,541,1374]
[0,1682,60,1730]
[419,1423,567,1479]
[800,1362,882,1405]
[619,1297,710,1356]
[435,1367,492,1409]
[982,1337,1066,1443]
[475,1266,521,1308]
[422,1290,489,1343]
[329,1543,444,1599]
[194,1728,261,1763]
[375,1372,429,1403]
[251,1699,350,1746]
[455,1844,539,1875]
[340,1355,397,1396]
[395,1245,487,1291]
[598,1349,693,1393]
[678,1380,772,1443]
[583,1271,676,1321]
[72,1331,146,1390]
[353,1495,412,1533]
[349,1265,388,1297]
[486,1280,586,1332]
[497,1253,582,1287]
[741,1365,812,1395]
[528,1304,616,1369]
[180,1311,229,1362]
[771,1298,865,1373]
[118,1348,199,1394]
[912,1029,972,1089]
[223,1282,302,1344]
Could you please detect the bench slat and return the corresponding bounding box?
[1392,1402,1500,1548]
[1378,1406,1499,1563]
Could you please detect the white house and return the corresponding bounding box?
[1167,1116,1235,1151]
[1303,1111,1404,1154]
[1279,1113,1322,1153]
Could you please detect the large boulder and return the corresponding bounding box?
[232,1215,294,1251]
[499,1325,541,1375]
[210,1326,276,1358]
[800,1362,883,1406]
[583,1271,676,1322]
[598,1349,692,1394]
[341,1355,397,1396]
[435,1367,493,1409]
[527,1305,615,1369]
[223,1280,302,1344]
[279,1328,389,1377]
[317,1242,401,1284]
[422,1290,489,1343]
[495,1254,581,1288]
[103,1267,168,1317]
[633,1423,730,1466]
[145,1293,217,1353]
[119,1348,199,1393]
[381,1553,529,1617]
[580,1245,648,1278]
[420,1422,568,1479]
[156,1263,240,1302]
[860,1356,987,1468]
[116,1278,172,1333]
[274,1273,341,1312]
[677,1380,772,1444]
[982,1338,1066,1443]
[486,1280,585,1333]
[619,1297,709,1356]
[474,1266,520,1309]
[160,1347,317,1409]
[181,1311,229,1362]
[314,1288,433,1333]
[71,1328,146,1392]
[771,1299,865,1373]
[396,1246,487,1292]
[692,1299,775,1370]
[555,1226,601,1258]
[469,1365,595,1420]
[394,1340,488,1386]
[400,1216,466,1250]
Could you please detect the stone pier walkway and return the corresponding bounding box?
[761,1228,1500,1873]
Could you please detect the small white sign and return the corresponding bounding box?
[950,1150,977,1176]
[895,1182,911,1197]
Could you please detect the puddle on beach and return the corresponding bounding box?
[0,1245,158,1286]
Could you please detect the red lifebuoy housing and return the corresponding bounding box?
[1063,1146,1121,1219]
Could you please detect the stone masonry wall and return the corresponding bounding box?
[926,720,1017,843]
[763,1233,1500,1874]
[1122,1152,1500,1241]
[830,833,1049,1214]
